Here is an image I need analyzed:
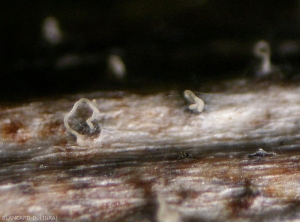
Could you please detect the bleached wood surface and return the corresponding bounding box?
[1,80,300,221]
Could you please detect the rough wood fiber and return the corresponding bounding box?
[1,80,300,221]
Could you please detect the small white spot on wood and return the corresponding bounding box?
[184,90,204,113]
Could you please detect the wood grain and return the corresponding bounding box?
[1,80,300,221]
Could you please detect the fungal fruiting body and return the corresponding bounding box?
[184,90,204,113]
[253,40,276,77]
[107,54,127,80]
[42,16,63,45]
[64,98,100,146]
[253,40,284,79]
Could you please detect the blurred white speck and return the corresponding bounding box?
[42,16,63,45]
[107,55,126,80]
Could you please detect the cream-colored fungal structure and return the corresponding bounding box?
[107,54,127,80]
[183,90,204,113]
[64,98,100,146]
[42,16,63,45]
[253,40,272,76]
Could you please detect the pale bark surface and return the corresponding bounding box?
[1,80,300,221]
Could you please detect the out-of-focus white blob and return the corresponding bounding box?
[253,40,283,79]
[107,55,126,80]
[42,16,63,45]
[253,40,272,76]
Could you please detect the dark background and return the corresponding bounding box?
[1,0,300,101]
